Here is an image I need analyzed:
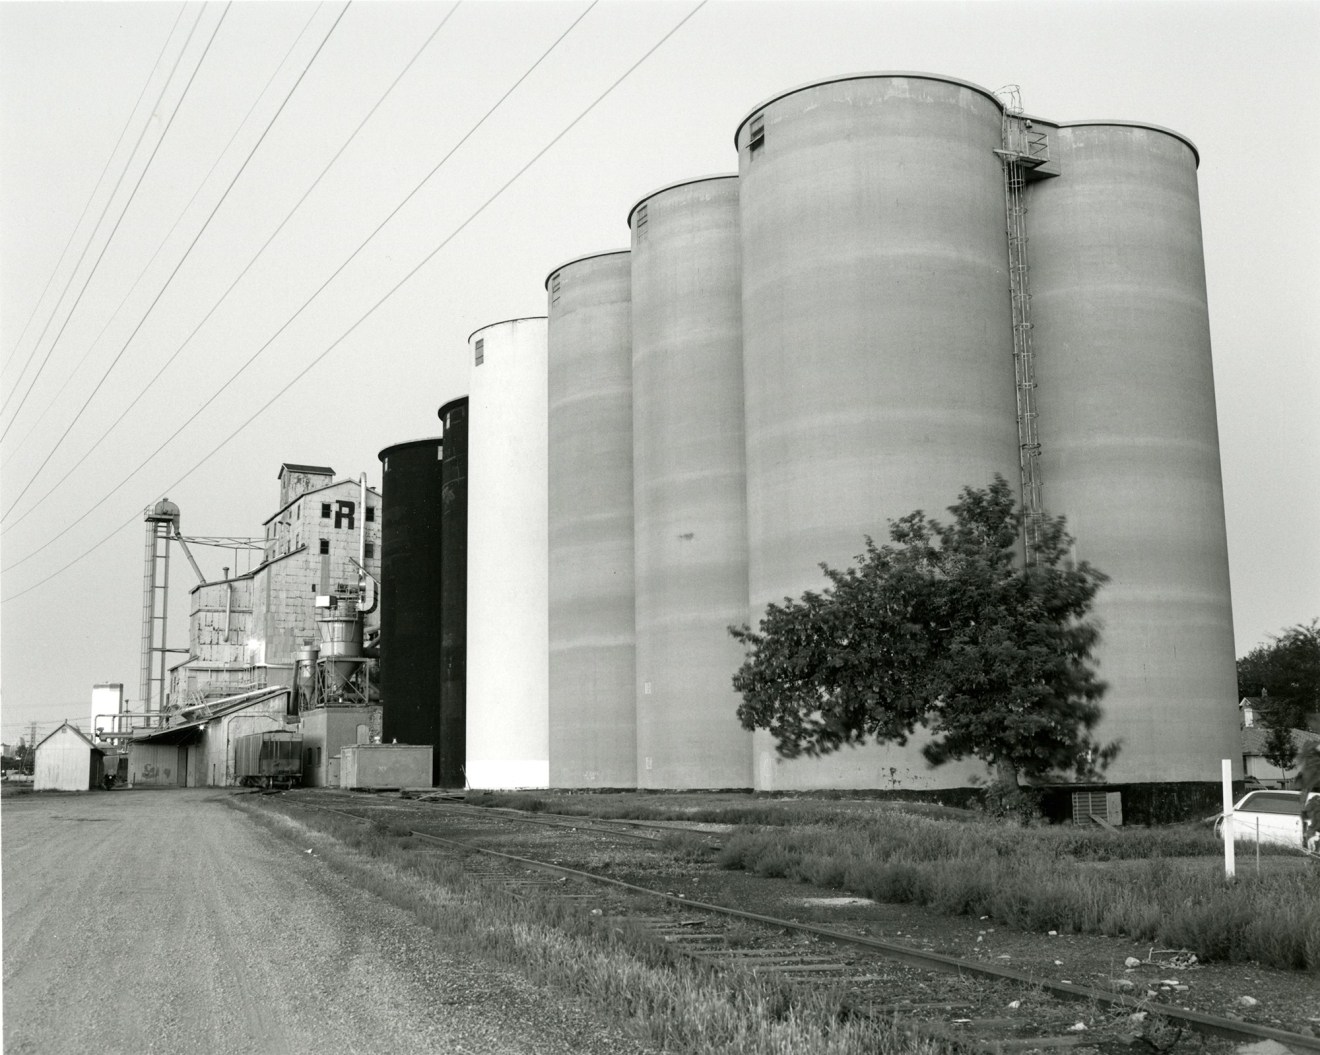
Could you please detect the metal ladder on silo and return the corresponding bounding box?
[994,89,1049,566]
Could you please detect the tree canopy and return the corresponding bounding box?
[1237,620,1320,726]
[730,476,1117,788]
[1238,620,1319,778]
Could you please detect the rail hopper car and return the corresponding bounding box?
[234,730,303,789]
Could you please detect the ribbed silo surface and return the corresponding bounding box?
[1026,122,1239,783]
[466,318,550,789]
[436,397,469,788]
[378,437,445,783]
[547,252,637,787]
[736,74,1021,791]
[629,177,752,789]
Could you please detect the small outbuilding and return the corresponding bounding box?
[340,743,432,790]
[33,722,105,792]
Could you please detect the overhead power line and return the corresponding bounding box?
[0,1,351,521]
[0,0,706,605]
[0,4,207,430]
[0,4,187,384]
[2,0,459,536]
[4,2,327,467]
[3,0,591,561]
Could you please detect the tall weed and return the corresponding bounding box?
[716,821,1319,971]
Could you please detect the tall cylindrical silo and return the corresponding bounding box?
[735,73,1021,791]
[629,176,752,789]
[466,317,550,788]
[437,396,469,788]
[378,437,445,782]
[547,251,636,788]
[1026,121,1239,783]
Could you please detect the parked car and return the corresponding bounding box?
[1215,790,1319,851]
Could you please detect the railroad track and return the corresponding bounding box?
[330,791,718,842]
[282,792,1320,1055]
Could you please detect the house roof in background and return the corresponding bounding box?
[1242,725,1320,756]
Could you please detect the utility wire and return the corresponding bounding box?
[2,1,457,534]
[0,1,351,520]
[4,0,591,557]
[1,4,187,384]
[4,3,327,465]
[0,4,205,428]
[0,1,706,605]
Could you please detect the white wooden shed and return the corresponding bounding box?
[33,722,105,791]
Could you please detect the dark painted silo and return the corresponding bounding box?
[437,396,468,788]
[378,436,450,786]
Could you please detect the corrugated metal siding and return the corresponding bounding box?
[128,743,184,787]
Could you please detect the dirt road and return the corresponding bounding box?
[2,788,647,1055]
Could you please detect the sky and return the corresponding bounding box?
[2,0,1317,747]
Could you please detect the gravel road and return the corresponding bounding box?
[2,788,653,1055]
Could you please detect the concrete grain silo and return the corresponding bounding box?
[628,176,752,789]
[466,318,550,789]
[734,73,1021,791]
[546,252,637,787]
[1025,121,1240,783]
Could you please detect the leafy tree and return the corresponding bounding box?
[1261,723,1297,776]
[1237,620,1320,732]
[730,475,1117,791]
[1238,620,1319,780]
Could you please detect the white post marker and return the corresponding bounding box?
[1221,758,1235,879]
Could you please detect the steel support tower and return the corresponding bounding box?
[138,500,181,714]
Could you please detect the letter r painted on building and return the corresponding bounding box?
[334,500,355,529]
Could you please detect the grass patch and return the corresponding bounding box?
[715,813,1320,971]
[235,798,951,1055]
[466,790,981,830]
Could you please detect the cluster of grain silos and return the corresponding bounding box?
[384,71,1239,792]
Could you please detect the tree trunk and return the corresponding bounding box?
[994,758,1020,790]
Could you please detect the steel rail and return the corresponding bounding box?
[303,801,1320,1052]
[441,803,664,842]
[316,792,664,843]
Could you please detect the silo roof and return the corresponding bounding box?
[378,436,444,462]
[734,71,1003,146]
[627,174,737,229]
[438,394,469,419]
[467,316,547,344]
[1054,119,1200,167]
[543,249,630,290]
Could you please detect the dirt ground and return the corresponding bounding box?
[1,788,655,1055]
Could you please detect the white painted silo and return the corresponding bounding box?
[547,251,637,788]
[1026,121,1239,783]
[629,176,752,789]
[466,317,550,789]
[735,73,1021,790]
